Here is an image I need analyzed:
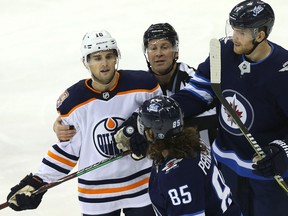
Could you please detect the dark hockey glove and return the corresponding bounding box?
[114,113,138,151]
[252,140,288,177]
[7,173,47,211]
[130,132,148,160]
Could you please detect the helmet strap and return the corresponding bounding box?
[246,36,266,56]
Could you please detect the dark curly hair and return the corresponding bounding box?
[147,127,208,164]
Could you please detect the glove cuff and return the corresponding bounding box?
[131,153,145,161]
[269,140,288,158]
[123,125,136,138]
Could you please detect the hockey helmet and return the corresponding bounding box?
[229,0,274,36]
[137,95,184,140]
[81,30,121,65]
[143,23,179,51]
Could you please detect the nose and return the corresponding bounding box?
[100,58,109,66]
[155,47,163,56]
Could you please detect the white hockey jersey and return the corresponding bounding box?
[35,70,162,215]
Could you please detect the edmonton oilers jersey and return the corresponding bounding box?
[35,70,162,215]
[172,38,288,180]
[149,148,241,216]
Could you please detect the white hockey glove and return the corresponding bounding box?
[114,113,138,151]
[114,126,136,151]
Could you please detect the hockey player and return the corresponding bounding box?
[54,23,217,146]
[6,30,162,215]
[169,1,288,216]
[137,95,242,216]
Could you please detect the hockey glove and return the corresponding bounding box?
[7,173,47,211]
[114,112,138,151]
[252,140,288,177]
[130,132,148,160]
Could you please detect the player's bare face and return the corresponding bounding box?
[88,51,117,84]
[147,39,177,75]
[232,28,255,55]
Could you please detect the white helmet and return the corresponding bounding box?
[81,30,121,65]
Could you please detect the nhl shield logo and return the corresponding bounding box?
[102,92,110,100]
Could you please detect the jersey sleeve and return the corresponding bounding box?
[35,81,89,182]
[171,66,214,118]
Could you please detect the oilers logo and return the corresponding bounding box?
[219,89,254,136]
[93,117,125,157]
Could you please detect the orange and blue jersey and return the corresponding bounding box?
[35,70,162,215]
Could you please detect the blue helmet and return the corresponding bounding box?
[229,0,274,36]
[138,95,184,140]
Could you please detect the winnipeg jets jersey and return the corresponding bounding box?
[172,38,288,180]
[149,148,241,216]
[157,62,217,145]
[35,70,162,215]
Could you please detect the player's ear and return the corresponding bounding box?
[256,30,266,42]
[174,51,179,61]
[82,57,89,69]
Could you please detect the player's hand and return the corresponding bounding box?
[252,140,288,177]
[114,112,138,151]
[130,133,148,160]
[7,174,47,211]
[114,126,135,151]
[53,116,76,141]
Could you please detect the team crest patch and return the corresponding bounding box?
[93,117,125,157]
[56,90,69,108]
[219,89,254,136]
[162,158,183,174]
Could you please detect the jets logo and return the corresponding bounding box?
[279,61,288,72]
[93,117,125,157]
[162,158,183,174]
[252,5,264,17]
[219,89,254,136]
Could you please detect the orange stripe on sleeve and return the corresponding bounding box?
[78,177,150,194]
[47,150,77,167]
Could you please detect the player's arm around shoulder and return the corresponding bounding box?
[54,80,90,141]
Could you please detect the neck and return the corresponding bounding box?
[154,69,175,85]
[246,40,271,62]
[153,63,177,85]
[91,72,117,92]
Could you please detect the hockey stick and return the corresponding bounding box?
[0,150,131,210]
[209,38,288,194]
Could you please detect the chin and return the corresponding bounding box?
[233,47,243,55]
